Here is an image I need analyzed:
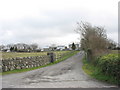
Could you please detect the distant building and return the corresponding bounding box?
[14,43,35,52]
[69,44,80,50]
[0,44,12,51]
[43,46,50,51]
[56,46,66,51]
[14,44,25,50]
[0,43,40,52]
[49,46,57,51]
[42,45,67,51]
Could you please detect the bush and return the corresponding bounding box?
[96,54,120,85]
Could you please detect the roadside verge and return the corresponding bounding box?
[82,57,119,85]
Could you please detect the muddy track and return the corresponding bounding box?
[2,51,118,88]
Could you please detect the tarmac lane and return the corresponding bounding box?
[2,51,118,88]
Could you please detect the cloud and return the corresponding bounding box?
[0,0,118,46]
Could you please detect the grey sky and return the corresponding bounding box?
[0,0,118,47]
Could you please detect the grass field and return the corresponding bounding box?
[110,50,119,54]
[1,51,79,75]
[2,51,70,59]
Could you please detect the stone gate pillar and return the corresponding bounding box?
[47,52,56,63]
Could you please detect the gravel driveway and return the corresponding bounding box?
[2,51,118,88]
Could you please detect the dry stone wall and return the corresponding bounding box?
[1,51,74,72]
[2,55,51,72]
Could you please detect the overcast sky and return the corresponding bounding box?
[0,0,118,47]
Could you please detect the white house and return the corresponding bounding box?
[43,46,50,51]
[56,46,66,51]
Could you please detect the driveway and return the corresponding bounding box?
[2,51,118,88]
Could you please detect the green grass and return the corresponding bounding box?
[1,51,79,75]
[110,50,119,54]
[82,57,119,85]
[2,52,47,59]
[2,51,70,59]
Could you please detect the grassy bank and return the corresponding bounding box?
[82,56,119,85]
[1,51,79,75]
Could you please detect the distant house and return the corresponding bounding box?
[49,46,57,51]
[14,44,24,50]
[43,46,50,51]
[69,44,80,50]
[43,45,67,51]
[14,43,32,52]
[0,43,40,52]
[6,50,10,52]
[56,46,66,51]
[0,44,12,52]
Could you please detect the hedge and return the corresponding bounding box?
[96,54,120,84]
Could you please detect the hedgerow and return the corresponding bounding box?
[96,54,120,85]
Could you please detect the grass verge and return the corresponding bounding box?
[1,51,79,75]
[82,57,119,85]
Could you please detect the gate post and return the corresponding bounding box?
[47,52,56,63]
[87,49,92,62]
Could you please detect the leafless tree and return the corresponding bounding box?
[107,39,117,50]
[30,44,38,51]
[0,45,5,51]
[75,22,109,62]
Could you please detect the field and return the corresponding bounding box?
[1,51,70,59]
[110,50,119,54]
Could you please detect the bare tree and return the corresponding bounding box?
[75,22,109,62]
[0,45,5,51]
[30,44,38,51]
[107,39,117,50]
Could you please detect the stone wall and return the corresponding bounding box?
[2,55,51,72]
[1,51,74,72]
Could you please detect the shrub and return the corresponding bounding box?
[96,54,120,85]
